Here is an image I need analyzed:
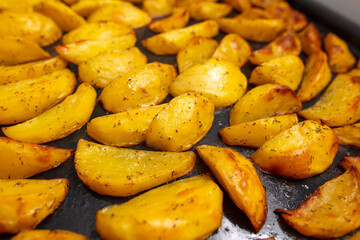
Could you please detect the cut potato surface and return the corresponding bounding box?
[143,0,174,18]
[333,123,360,148]
[188,2,232,20]
[11,229,89,240]
[340,156,360,173]
[149,7,189,33]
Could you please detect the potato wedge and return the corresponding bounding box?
[0,37,50,66]
[212,33,251,68]
[87,105,166,147]
[249,55,304,90]
[324,33,356,73]
[340,156,360,172]
[170,58,247,109]
[237,8,273,19]
[189,2,232,20]
[0,137,73,179]
[333,123,360,148]
[0,0,40,10]
[0,178,68,234]
[175,0,216,7]
[299,74,360,127]
[142,20,219,55]
[297,23,322,55]
[229,84,302,125]
[75,139,196,196]
[96,174,223,240]
[348,68,360,77]
[346,232,360,240]
[143,0,174,18]
[249,29,302,65]
[251,0,285,8]
[220,114,298,148]
[145,92,214,152]
[0,69,76,125]
[196,145,266,232]
[222,0,251,12]
[71,0,129,17]
[2,83,96,144]
[0,56,68,85]
[99,62,176,113]
[251,120,338,179]
[149,7,189,33]
[177,37,218,73]
[11,230,89,240]
[78,47,147,88]
[276,168,360,238]
[297,51,331,102]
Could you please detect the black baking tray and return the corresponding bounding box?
[1,1,360,239]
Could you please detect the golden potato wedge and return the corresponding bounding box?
[249,55,304,90]
[55,33,137,64]
[0,69,76,125]
[170,58,247,109]
[251,120,338,179]
[75,139,196,196]
[78,47,147,88]
[219,114,298,148]
[142,20,219,55]
[149,7,189,33]
[189,2,232,20]
[249,29,302,65]
[143,0,174,18]
[348,68,360,77]
[346,232,360,240]
[340,156,360,172]
[299,74,360,127]
[196,145,266,232]
[297,51,331,102]
[87,105,166,147]
[175,0,216,7]
[71,0,128,17]
[222,0,251,12]
[0,178,68,234]
[229,84,302,125]
[177,37,218,73]
[0,56,68,85]
[2,83,96,144]
[63,0,78,5]
[276,168,360,238]
[0,137,73,179]
[333,123,360,148]
[237,8,273,19]
[96,174,223,240]
[289,10,307,31]
[11,230,89,240]
[145,92,214,152]
[0,0,40,9]
[99,62,176,113]
[297,23,322,55]
[251,0,285,8]
[324,33,356,73]
[0,36,50,66]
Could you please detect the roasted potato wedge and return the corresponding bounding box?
[71,0,130,17]
[220,114,298,148]
[145,92,215,152]
[0,137,73,179]
[249,29,302,65]
[149,7,189,33]
[11,230,89,240]
[196,145,266,232]
[0,56,68,85]
[177,37,218,73]
[170,58,247,109]
[251,120,338,179]
[75,139,195,196]
[212,33,251,68]
[143,0,174,18]
[99,62,176,113]
[297,51,331,102]
[229,84,302,125]
[298,23,322,55]
[96,174,223,240]
[251,0,285,8]
[249,55,304,90]
[222,0,251,12]
[333,123,360,148]
[324,33,356,73]
[142,20,219,55]
[346,232,360,240]
[78,47,147,88]
[0,69,76,125]
[0,0,40,10]
[2,83,96,144]
[189,2,232,20]
[340,156,360,172]
[175,0,216,7]
[0,178,68,234]
[237,8,273,19]
[299,74,360,127]
[348,68,360,77]
[276,168,360,238]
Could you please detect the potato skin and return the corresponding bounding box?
[175,0,216,7]
[222,0,251,12]
[298,23,322,55]
[333,123,360,148]
[143,0,174,18]
[340,156,360,172]
[251,0,285,8]
[149,7,189,33]
[11,230,89,240]
[189,2,232,20]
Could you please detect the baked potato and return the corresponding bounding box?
[143,0,174,18]
[11,230,89,240]
[340,156,360,172]
[222,0,251,12]
[333,124,360,148]
[297,23,322,55]
[149,7,189,33]
[188,2,232,20]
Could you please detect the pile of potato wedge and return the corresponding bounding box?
[1,0,360,239]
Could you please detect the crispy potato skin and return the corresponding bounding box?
[229,84,302,125]
[170,58,247,109]
[96,174,223,240]
[298,23,322,55]
[297,51,331,102]
[11,230,89,240]
[251,120,338,179]
[222,0,251,12]
[196,145,267,232]
[340,156,360,172]
[220,114,298,148]
[276,168,360,238]
[333,123,360,148]
[189,2,232,20]
[143,0,174,18]
[249,55,304,90]
[299,74,360,127]
[0,179,68,234]
[0,69,76,125]
[146,93,215,152]
[324,33,356,73]
[149,7,189,33]
[2,83,96,144]
[251,0,285,8]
